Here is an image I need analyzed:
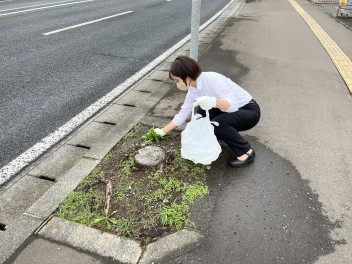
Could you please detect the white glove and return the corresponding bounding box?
[154,128,166,137]
[195,96,217,110]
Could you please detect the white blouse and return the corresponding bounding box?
[172,72,253,127]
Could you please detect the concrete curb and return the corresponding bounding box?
[39,217,142,264]
[38,217,203,264]
[0,0,245,263]
[138,229,203,264]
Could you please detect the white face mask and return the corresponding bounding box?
[176,80,189,91]
[175,77,190,91]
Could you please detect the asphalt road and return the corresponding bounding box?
[0,0,230,169]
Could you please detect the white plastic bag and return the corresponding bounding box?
[181,105,222,165]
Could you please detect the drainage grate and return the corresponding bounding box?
[0,223,6,231]
[100,121,116,126]
[122,103,136,107]
[75,144,91,150]
[38,175,56,182]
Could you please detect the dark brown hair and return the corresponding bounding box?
[169,56,202,85]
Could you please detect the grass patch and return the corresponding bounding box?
[57,124,208,244]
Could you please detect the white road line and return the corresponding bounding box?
[0,0,95,17]
[0,0,77,12]
[0,0,235,185]
[43,11,133,35]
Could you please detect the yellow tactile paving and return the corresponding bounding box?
[288,0,352,93]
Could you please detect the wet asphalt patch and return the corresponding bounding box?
[165,138,345,264]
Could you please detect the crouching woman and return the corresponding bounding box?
[155,56,260,167]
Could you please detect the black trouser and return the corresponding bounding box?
[197,100,261,157]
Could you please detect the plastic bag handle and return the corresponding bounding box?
[192,103,209,119]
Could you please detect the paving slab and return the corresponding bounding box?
[113,87,171,112]
[5,237,111,264]
[140,116,174,129]
[133,79,164,93]
[147,88,185,119]
[28,145,88,181]
[0,176,53,226]
[142,85,172,107]
[66,121,117,150]
[148,70,173,84]
[0,215,43,264]
[114,90,155,107]
[94,104,140,125]
[39,217,142,264]
[156,62,173,72]
[26,158,100,219]
[66,121,134,161]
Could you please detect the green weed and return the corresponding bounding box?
[183,182,208,203]
[159,202,189,230]
[141,128,163,144]
[58,191,104,225]
[94,210,119,230]
[115,218,135,237]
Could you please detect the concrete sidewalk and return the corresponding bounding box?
[2,0,352,263]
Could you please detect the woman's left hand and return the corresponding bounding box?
[195,96,216,110]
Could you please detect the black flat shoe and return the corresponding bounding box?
[230,150,256,167]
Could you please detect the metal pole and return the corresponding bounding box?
[190,0,201,61]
